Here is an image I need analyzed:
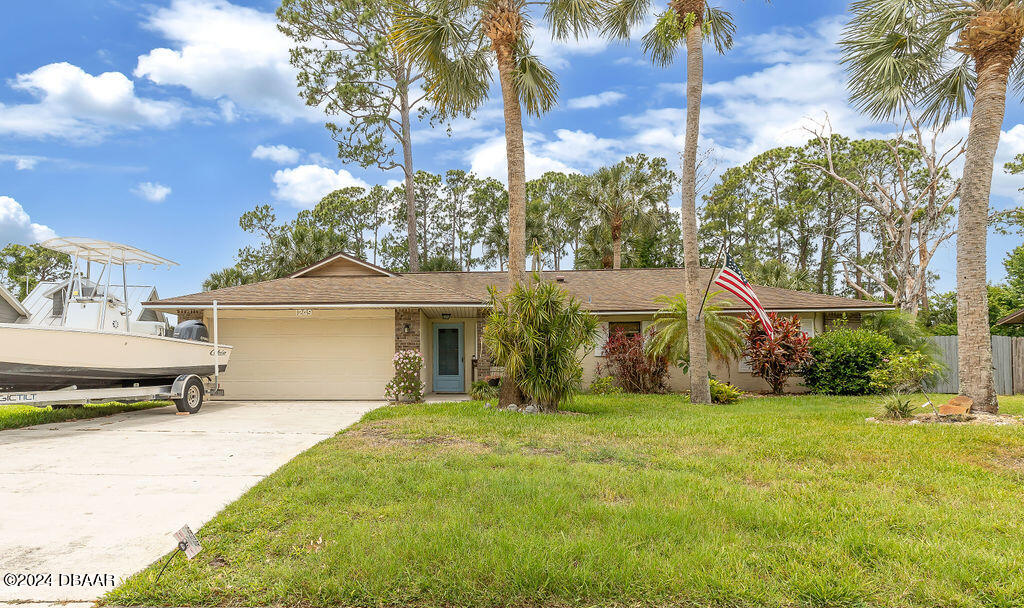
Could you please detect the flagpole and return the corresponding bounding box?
[695,238,727,322]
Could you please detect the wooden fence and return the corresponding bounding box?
[926,335,1024,395]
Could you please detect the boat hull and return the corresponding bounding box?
[0,324,231,391]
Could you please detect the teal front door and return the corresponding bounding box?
[433,323,464,393]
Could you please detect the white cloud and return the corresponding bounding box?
[252,144,301,164]
[620,17,882,170]
[136,0,313,122]
[566,91,626,110]
[0,154,42,170]
[468,131,609,183]
[272,164,370,208]
[0,62,185,141]
[0,196,56,245]
[133,181,172,203]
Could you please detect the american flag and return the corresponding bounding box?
[713,253,775,338]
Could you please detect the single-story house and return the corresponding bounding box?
[145,252,893,400]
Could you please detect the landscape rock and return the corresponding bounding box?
[939,396,973,415]
[523,405,538,414]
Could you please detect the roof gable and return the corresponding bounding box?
[289,252,394,278]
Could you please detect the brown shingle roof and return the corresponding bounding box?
[148,267,892,313]
[997,308,1024,325]
[148,275,479,307]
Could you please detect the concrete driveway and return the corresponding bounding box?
[0,400,380,605]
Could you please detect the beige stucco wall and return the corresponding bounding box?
[203,308,395,400]
[584,312,825,394]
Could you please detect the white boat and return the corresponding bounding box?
[0,237,231,392]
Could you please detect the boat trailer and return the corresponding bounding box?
[0,375,224,414]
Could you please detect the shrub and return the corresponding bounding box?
[868,351,944,394]
[743,313,813,394]
[470,380,499,401]
[602,328,669,393]
[482,276,600,412]
[384,350,424,403]
[861,311,940,362]
[709,378,742,404]
[804,328,897,395]
[588,375,622,395]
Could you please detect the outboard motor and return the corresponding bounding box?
[173,320,210,342]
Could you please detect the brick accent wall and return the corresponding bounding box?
[476,309,494,379]
[395,308,421,352]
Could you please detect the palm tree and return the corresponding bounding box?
[841,1,1024,414]
[748,259,814,292]
[394,0,604,287]
[602,0,736,403]
[577,161,659,269]
[646,292,744,373]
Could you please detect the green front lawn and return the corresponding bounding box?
[0,401,169,430]
[109,394,1024,608]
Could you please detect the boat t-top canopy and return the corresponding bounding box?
[40,237,178,268]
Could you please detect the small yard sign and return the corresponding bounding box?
[173,525,202,560]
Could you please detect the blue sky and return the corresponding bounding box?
[1,0,1022,298]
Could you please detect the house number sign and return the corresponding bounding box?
[296,309,313,318]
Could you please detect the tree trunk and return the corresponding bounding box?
[854,206,863,297]
[399,98,419,272]
[957,41,1016,413]
[681,24,711,405]
[494,41,527,287]
[611,221,622,269]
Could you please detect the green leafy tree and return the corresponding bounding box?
[315,187,373,259]
[278,0,463,272]
[604,0,737,404]
[526,171,583,270]
[0,244,71,300]
[841,0,1024,412]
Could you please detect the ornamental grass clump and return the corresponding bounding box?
[384,349,424,403]
[483,275,599,412]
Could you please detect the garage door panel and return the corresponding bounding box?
[216,315,394,400]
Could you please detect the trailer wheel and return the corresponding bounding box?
[174,376,204,414]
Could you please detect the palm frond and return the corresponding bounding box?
[919,57,976,127]
[424,50,493,117]
[704,5,736,54]
[601,0,651,40]
[513,41,559,116]
[391,6,463,68]
[544,0,605,40]
[840,0,971,124]
[641,10,685,67]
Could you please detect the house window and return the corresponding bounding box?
[608,321,642,339]
[799,316,816,337]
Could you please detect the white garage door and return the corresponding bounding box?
[215,313,394,400]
